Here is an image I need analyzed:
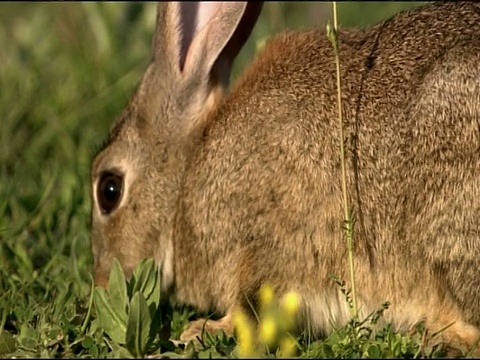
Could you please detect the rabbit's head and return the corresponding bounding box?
[90,2,262,288]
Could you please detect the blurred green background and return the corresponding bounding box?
[0,2,428,352]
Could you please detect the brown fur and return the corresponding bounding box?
[91,1,480,353]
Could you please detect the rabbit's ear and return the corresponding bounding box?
[153,2,263,89]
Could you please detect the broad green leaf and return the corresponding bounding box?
[17,323,38,350]
[198,348,223,358]
[145,270,161,311]
[89,344,99,357]
[110,342,134,358]
[0,331,16,355]
[130,258,156,300]
[81,335,94,349]
[159,351,183,358]
[129,258,161,312]
[108,258,128,323]
[126,292,152,358]
[93,287,127,344]
[367,344,381,358]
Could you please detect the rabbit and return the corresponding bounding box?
[90,1,480,354]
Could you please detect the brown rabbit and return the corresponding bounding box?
[90,1,480,353]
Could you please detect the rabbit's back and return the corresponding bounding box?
[176,0,480,336]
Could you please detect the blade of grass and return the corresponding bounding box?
[327,2,358,319]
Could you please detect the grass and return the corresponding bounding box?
[0,2,453,358]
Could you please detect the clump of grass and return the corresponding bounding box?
[91,258,181,358]
[303,279,445,359]
[91,260,440,358]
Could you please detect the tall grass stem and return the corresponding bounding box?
[328,2,358,319]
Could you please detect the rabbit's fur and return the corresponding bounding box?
[91,1,480,353]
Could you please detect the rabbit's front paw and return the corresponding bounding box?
[179,314,234,348]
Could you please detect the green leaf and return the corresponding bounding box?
[110,342,134,358]
[320,343,335,358]
[17,323,38,350]
[81,335,94,350]
[159,351,183,358]
[53,283,74,319]
[126,292,152,358]
[367,344,381,358]
[108,258,128,323]
[93,287,127,344]
[145,270,161,311]
[130,258,157,302]
[89,344,99,357]
[198,347,223,358]
[0,331,16,355]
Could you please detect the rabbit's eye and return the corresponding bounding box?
[97,172,123,214]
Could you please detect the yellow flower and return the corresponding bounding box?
[259,315,278,346]
[281,291,301,316]
[278,334,298,358]
[233,309,257,358]
[259,283,275,311]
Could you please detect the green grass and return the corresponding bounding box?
[0,2,451,358]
